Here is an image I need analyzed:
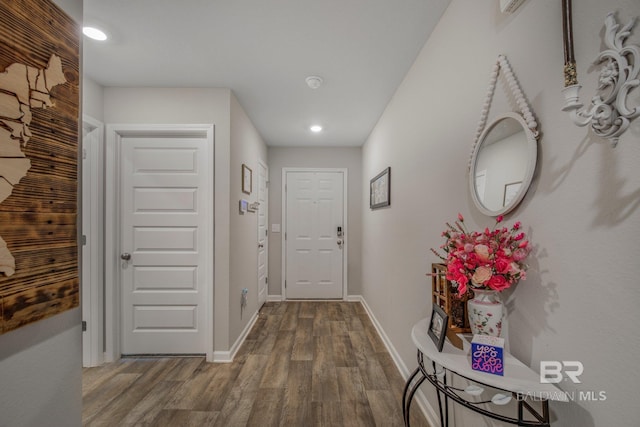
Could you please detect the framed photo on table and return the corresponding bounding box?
[242,164,252,195]
[428,303,449,352]
[370,167,390,209]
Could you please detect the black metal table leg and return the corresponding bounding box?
[403,366,422,426]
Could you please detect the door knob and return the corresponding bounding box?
[120,252,131,261]
[258,244,264,248]
[337,240,343,249]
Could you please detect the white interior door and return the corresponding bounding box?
[257,160,268,307]
[285,171,344,299]
[120,134,209,355]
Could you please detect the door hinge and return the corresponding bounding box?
[265,229,268,236]
[82,321,87,332]
[265,277,268,284]
[82,148,87,160]
[82,235,87,246]
[285,232,287,240]
[285,280,287,288]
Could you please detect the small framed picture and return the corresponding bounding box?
[242,164,253,195]
[428,303,449,352]
[503,181,522,207]
[370,167,390,209]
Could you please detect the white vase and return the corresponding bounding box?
[467,289,503,337]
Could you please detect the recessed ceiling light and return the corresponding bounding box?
[83,26,108,41]
[310,125,323,133]
[305,76,323,89]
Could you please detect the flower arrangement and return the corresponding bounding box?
[431,213,531,297]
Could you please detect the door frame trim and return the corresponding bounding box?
[257,159,269,308]
[281,168,348,300]
[81,115,104,367]
[105,124,215,362]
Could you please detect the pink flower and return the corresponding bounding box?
[458,213,464,222]
[496,215,504,223]
[518,240,529,248]
[457,280,468,296]
[513,248,529,261]
[513,221,521,230]
[464,243,474,253]
[495,257,511,274]
[474,244,490,262]
[514,233,525,241]
[487,275,509,291]
[472,266,492,284]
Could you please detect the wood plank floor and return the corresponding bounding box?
[82,301,431,426]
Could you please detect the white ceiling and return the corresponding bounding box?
[83,0,451,147]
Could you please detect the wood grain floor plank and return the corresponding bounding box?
[198,364,242,412]
[311,335,340,402]
[291,317,314,361]
[82,359,137,395]
[260,331,294,388]
[245,387,285,427]
[163,362,218,410]
[366,389,404,427]
[117,380,183,426]
[299,301,316,318]
[213,389,257,427]
[336,367,368,402]
[82,373,141,424]
[339,400,377,427]
[161,357,205,382]
[280,360,312,426]
[332,334,358,368]
[149,409,219,427]
[358,357,392,391]
[312,401,344,426]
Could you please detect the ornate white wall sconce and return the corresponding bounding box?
[561,0,639,147]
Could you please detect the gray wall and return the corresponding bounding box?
[82,77,104,121]
[268,146,362,296]
[0,3,83,427]
[229,93,268,343]
[361,0,640,426]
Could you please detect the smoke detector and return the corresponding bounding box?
[305,76,323,89]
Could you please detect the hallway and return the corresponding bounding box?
[82,301,430,426]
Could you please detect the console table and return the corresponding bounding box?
[402,318,568,427]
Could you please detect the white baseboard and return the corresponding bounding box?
[358,296,440,427]
[267,294,284,302]
[213,310,259,363]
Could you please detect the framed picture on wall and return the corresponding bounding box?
[370,167,391,209]
[242,164,253,195]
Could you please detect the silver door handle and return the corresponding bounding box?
[337,240,343,248]
[120,252,131,261]
[258,244,264,248]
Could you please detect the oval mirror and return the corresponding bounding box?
[469,112,538,216]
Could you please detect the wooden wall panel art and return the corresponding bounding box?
[0,0,80,334]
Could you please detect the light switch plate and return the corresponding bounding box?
[271,224,281,233]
